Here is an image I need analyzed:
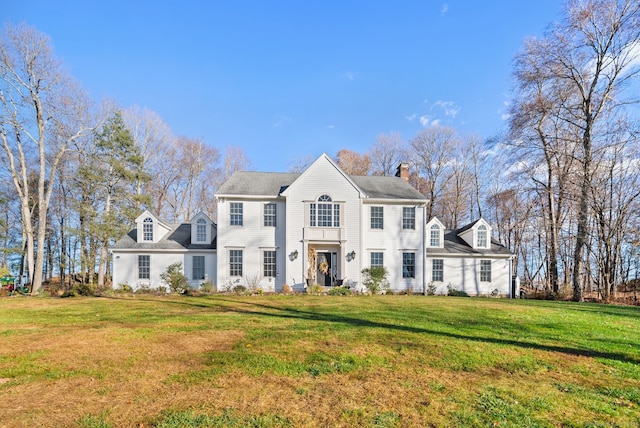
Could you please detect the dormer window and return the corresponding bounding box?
[477,225,488,248]
[430,224,441,247]
[310,194,340,227]
[143,217,153,241]
[196,218,207,242]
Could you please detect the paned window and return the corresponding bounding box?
[432,259,443,282]
[230,202,243,226]
[310,195,340,227]
[143,217,153,241]
[370,252,384,267]
[229,250,243,276]
[193,255,205,280]
[264,203,276,227]
[402,207,415,230]
[371,207,384,229]
[138,255,150,279]
[480,260,492,282]
[263,250,276,277]
[478,225,488,248]
[430,224,441,247]
[196,218,207,242]
[402,252,415,278]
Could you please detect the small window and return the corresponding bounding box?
[196,218,207,242]
[402,252,415,278]
[230,203,243,226]
[371,207,384,230]
[478,225,488,248]
[229,250,243,276]
[403,207,415,230]
[370,252,384,267]
[430,224,441,247]
[143,217,153,241]
[138,255,150,279]
[432,259,443,282]
[193,255,205,280]
[264,203,276,227]
[480,260,491,282]
[263,250,276,277]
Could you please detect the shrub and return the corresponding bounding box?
[327,286,352,296]
[282,284,292,294]
[117,283,133,293]
[361,266,390,294]
[160,262,190,294]
[232,284,247,294]
[427,282,438,296]
[200,281,215,293]
[447,284,469,297]
[309,284,324,294]
[74,283,97,296]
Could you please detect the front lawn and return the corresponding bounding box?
[0,295,638,427]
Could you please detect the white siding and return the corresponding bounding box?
[362,203,426,293]
[426,256,511,296]
[217,198,285,291]
[112,251,183,291]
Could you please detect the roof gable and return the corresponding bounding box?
[281,153,364,198]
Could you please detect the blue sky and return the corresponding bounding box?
[5,1,564,172]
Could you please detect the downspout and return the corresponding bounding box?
[422,204,427,295]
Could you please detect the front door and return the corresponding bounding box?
[317,252,338,286]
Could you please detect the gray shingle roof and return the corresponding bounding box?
[216,171,426,200]
[111,223,216,251]
[426,228,512,256]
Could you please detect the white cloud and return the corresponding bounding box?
[430,119,442,127]
[501,113,511,121]
[406,113,417,122]
[327,124,335,129]
[440,3,448,15]
[344,71,356,80]
[419,115,431,127]
[434,100,460,118]
[273,114,292,128]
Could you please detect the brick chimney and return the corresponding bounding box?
[396,163,409,181]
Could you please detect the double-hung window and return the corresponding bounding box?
[196,218,207,242]
[430,224,441,247]
[371,207,383,230]
[480,260,491,282]
[477,225,488,248]
[432,259,443,282]
[402,207,415,230]
[370,252,384,267]
[230,202,243,226]
[402,252,415,278]
[143,218,153,241]
[229,250,243,276]
[193,255,205,280]
[263,250,276,277]
[138,255,150,279]
[264,203,276,227]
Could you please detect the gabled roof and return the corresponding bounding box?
[216,171,426,200]
[111,223,217,251]
[216,172,299,197]
[426,222,511,257]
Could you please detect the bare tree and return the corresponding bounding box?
[0,24,93,293]
[370,132,405,176]
[409,126,459,222]
[335,148,371,175]
[510,0,640,300]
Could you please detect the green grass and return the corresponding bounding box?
[0,294,638,427]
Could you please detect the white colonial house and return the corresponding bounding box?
[111,153,515,296]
